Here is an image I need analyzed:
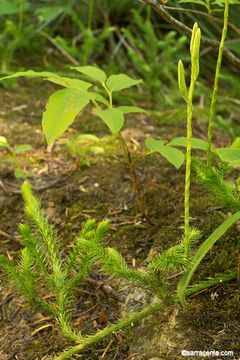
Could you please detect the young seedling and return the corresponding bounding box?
[0,135,32,178]
[0,68,148,218]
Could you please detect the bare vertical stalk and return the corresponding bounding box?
[184,77,195,258]
[118,132,148,219]
[87,0,94,30]
[102,82,147,219]
[182,24,201,258]
[207,0,229,168]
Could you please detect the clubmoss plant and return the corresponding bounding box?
[1,183,240,357]
[0,181,184,358]
[0,181,187,357]
[194,158,240,212]
[0,181,100,341]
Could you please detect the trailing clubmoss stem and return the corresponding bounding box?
[54,268,236,359]
[207,0,229,168]
[53,302,164,360]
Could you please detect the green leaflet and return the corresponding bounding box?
[0,0,29,15]
[168,137,208,151]
[118,106,147,114]
[46,77,92,91]
[71,66,107,83]
[0,71,92,91]
[145,137,185,169]
[88,92,109,106]
[42,89,90,145]
[95,108,124,134]
[145,137,165,151]
[177,210,240,306]
[14,144,32,154]
[76,134,100,143]
[0,70,62,81]
[106,74,142,92]
[216,147,240,167]
[0,136,9,148]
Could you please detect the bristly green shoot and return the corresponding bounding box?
[0,181,107,342]
[1,182,240,358]
[178,23,201,259]
[194,158,240,212]
[0,181,187,357]
[207,0,229,167]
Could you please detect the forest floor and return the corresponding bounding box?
[0,81,239,360]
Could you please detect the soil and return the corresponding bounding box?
[0,81,239,360]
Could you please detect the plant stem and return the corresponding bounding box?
[118,132,148,219]
[102,82,112,108]
[18,0,24,34]
[206,0,211,15]
[8,146,27,179]
[184,271,237,297]
[54,267,237,360]
[184,75,195,258]
[184,24,201,258]
[53,302,164,360]
[87,0,94,30]
[207,0,229,168]
[101,82,146,218]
